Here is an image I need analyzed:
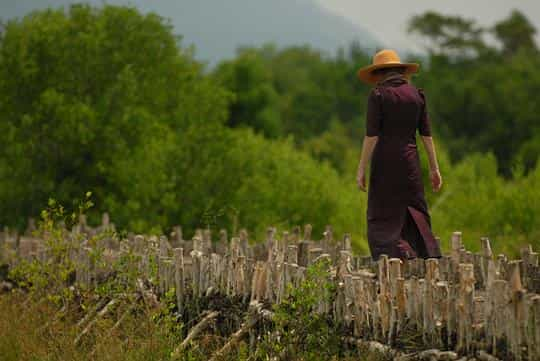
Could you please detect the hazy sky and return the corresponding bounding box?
[317,0,540,53]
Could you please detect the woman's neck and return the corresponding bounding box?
[377,71,408,85]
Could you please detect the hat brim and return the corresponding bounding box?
[357,62,419,84]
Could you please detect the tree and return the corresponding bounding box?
[0,4,229,229]
[214,43,371,142]
[407,11,491,58]
[409,10,540,176]
[492,9,538,56]
[213,48,283,138]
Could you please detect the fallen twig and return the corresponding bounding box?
[171,310,220,359]
[208,301,265,361]
[74,298,117,346]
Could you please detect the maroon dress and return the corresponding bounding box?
[365,75,442,261]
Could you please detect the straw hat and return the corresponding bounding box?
[357,49,419,84]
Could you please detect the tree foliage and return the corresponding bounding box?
[0,4,368,252]
[214,43,371,142]
[408,11,489,58]
[409,9,540,176]
[493,9,538,55]
[0,5,539,255]
[0,4,229,228]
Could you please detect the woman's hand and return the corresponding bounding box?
[357,167,367,192]
[430,168,443,192]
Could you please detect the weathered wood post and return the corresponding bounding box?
[335,250,353,324]
[351,275,363,337]
[435,280,449,347]
[281,230,289,256]
[527,252,539,292]
[297,242,309,268]
[521,245,539,291]
[480,237,493,283]
[388,257,402,343]
[250,261,262,302]
[297,224,311,268]
[163,258,174,294]
[342,233,352,252]
[438,256,450,281]
[509,260,526,360]
[528,295,540,361]
[497,254,508,281]
[236,255,247,300]
[406,276,421,330]
[451,232,463,260]
[378,255,390,342]
[191,235,203,299]
[170,226,183,248]
[158,236,169,295]
[202,229,212,255]
[257,261,268,302]
[276,230,288,257]
[264,228,277,302]
[133,235,147,278]
[322,225,333,253]
[284,245,298,298]
[274,232,288,303]
[486,279,509,357]
[423,258,440,347]
[208,252,221,294]
[303,224,312,242]
[214,229,227,256]
[174,248,185,314]
[239,229,250,258]
[457,263,475,354]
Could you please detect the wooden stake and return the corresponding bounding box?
[174,248,185,314]
[457,263,475,354]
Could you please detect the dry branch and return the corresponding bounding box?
[208,301,265,361]
[171,310,219,359]
[74,298,117,346]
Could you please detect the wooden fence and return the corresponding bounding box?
[1,214,540,361]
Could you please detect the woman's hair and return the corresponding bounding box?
[371,66,407,77]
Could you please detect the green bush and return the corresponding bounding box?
[431,153,540,254]
[255,257,341,361]
[106,121,368,251]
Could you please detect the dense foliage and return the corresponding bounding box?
[0,4,229,228]
[0,4,365,250]
[408,10,540,175]
[0,4,538,254]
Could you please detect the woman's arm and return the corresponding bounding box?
[420,135,439,171]
[420,135,443,192]
[357,135,379,191]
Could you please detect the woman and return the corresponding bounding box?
[356,49,443,261]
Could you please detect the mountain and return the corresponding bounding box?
[0,0,379,65]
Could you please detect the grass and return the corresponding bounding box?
[0,291,190,361]
[0,291,392,361]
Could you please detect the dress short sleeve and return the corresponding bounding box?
[417,88,432,136]
[366,88,383,136]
